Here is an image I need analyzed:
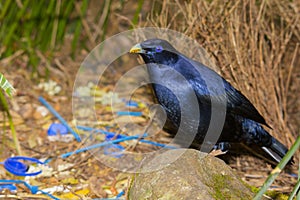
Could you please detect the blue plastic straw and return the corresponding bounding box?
[116,190,125,198]
[77,126,177,149]
[125,100,139,107]
[116,111,142,116]
[38,96,81,142]
[0,180,60,200]
[60,134,146,158]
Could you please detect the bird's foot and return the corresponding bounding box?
[209,142,231,156]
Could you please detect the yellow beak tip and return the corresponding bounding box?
[129,43,142,53]
[129,48,141,53]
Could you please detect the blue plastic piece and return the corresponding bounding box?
[3,156,44,176]
[47,123,68,136]
[60,134,147,158]
[104,132,125,158]
[29,185,39,194]
[0,180,60,200]
[116,111,142,116]
[126,100,139,107]
[104,144,125,158]
[0,184,17,192]
[77,126,177,149]
[116,190,125,198]
[105,132,123,141]
[39,96,81,142]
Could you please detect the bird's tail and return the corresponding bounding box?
[241,118,293,165]
[261,137,291,164]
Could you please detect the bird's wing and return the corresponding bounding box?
[223,81,270,127]
[179,58,270,127]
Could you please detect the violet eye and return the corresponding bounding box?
[155,45,163,53]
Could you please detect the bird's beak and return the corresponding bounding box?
[129,43,145,54]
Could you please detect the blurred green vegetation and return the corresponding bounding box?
[0,0,88,73]
[0,0,146,75]
[0,73,20,154]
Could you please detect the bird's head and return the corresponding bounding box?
[129,38,178,64]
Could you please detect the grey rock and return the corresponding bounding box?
[128,149,254,200]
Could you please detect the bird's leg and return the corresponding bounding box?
[209,142,231,156]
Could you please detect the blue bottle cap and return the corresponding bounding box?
[47,123,68,136]
[4,156,44,176]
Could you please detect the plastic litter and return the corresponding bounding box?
[60,134,147,158]
[77,126,177,149]
[0,184,17,193]
[39,96,81,142]
[47,123,74,142]
[116,111,142,116]
[104,133,125,158]
[2,156,44,176]
[125,100,139,107]
[104,144,125,158]
[0,179,59,200]
[105,132,123,141]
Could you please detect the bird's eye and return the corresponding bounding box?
[155,45,163,53]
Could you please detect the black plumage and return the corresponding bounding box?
[129,38,291,164]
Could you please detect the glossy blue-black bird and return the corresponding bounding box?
[129,38,291,164]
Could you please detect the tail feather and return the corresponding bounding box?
[262,147,282,163]
[262,137,293,164]
[241,118,293,164]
